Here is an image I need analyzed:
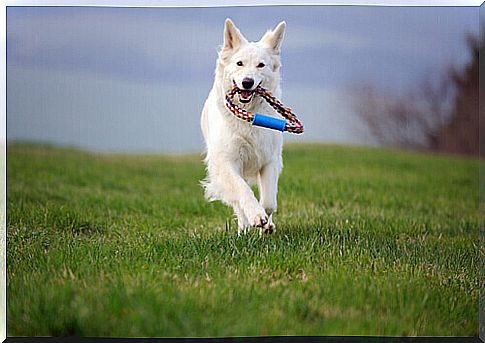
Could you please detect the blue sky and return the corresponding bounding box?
[7,6,478,152]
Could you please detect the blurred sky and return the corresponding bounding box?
[7,6,478,153]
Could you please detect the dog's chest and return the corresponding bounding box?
[232,128,275,177]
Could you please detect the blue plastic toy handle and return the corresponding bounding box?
[252,113,286,132]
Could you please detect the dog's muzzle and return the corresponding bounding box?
[234,81,262,103]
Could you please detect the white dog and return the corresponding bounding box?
[201,19,286,234]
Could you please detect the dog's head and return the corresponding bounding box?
[218,19,286,105]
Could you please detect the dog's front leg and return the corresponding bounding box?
[209,159,268,232]
[258,161,281,234]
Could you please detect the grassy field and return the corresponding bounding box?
[6,143,481,337]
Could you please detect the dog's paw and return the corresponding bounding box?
[237,224,251,236]
[248,210,268,228]
[262,222,276,235]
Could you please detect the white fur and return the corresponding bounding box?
[200,19,287,234]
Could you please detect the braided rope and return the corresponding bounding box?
[225,83,304,134]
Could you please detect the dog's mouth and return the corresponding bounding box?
[234,81,262,104]
[238,90,255,103]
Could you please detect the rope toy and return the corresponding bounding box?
[225,83,304,134]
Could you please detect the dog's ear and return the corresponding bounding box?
[223,18,247,51]
[260,21,286,53]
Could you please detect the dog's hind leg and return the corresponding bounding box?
[258,161,281,234]
[234,204,250,235]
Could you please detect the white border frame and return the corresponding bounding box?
[1,1,482,342]
[3,0,485,7]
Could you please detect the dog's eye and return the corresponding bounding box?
[257,62,265,68]
[236,61,243,66]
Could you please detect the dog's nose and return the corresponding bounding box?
[242,78,254,90]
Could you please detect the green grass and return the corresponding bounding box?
[7,143,481,337]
